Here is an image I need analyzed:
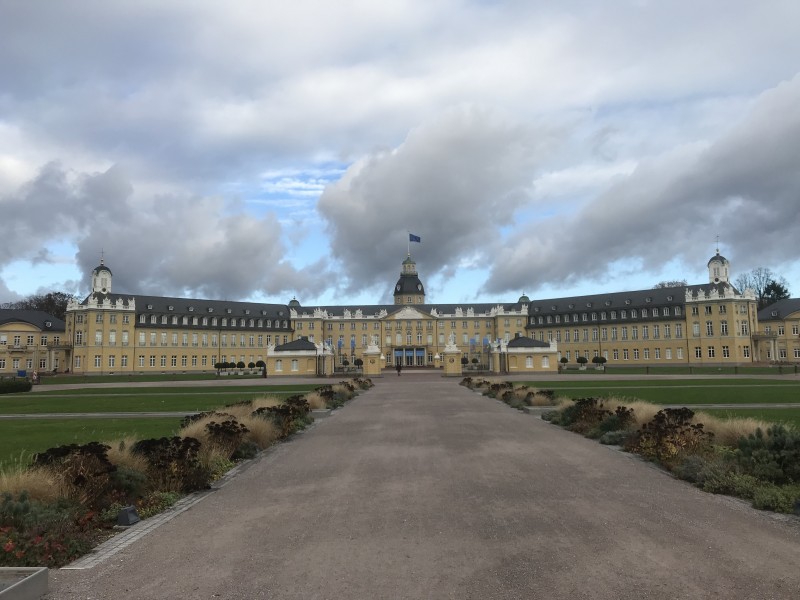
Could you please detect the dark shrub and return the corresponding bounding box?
[32,442,116,509]
[205,419,249,458]
[736,425,800,485]
[560,397,611,433]
[627,408,713,467]
[751,485,800,513]
[0,379,32,394]
[132,437,209,493]
[231,440,259,460]
[598,430,634,446]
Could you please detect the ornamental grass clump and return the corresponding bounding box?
[31,443,117,510]
[0,466,63,504]
[305,391,328,410]
[690,413,773,448]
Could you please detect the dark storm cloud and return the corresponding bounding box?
[318,106,559,295]
[483,75,800,294]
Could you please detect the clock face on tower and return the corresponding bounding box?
[417,284,422,291]
[396,284,401,291]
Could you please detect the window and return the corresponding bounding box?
[705,306,712,315]
[675,324,683,338]
[161,355,167,367]
[0,359,6,369]
[623,349,629,360]
[664,325,671,339]
[95,314,103,323]
[721,321,728,335]
[291,359,298,372]
[778,325,785,335]
[723,346,730,358]
[621,327,628,340]
[719,305,727,314]
[743,346,750,358]
[691,306,699,316]
[611,327,617,341]
[181,355,188,367]
[40,335,47,346]
[693,323,700,336]
[653,325,659,339]
[792,324,799,335]
[150,355,156,367]
[612,349,619,360]
[677,348,683,359]
[108,355,115,368]
[665,348,672,360]
[654,348,660,359]
[740,322,749,335]
[76,314,84,324]
[633,349,640,360]
[695,347,702,359]
[74,357,80,368]
[779,349,787,359]
[794,348,800,359]
[708,346,715,358]
[171,355,177,367]
[635,326,642,340]
[275,360,283,372]
[706,322,714,336]
[39,358,47,369]
[525,356,533,368]
[94,355,102,368]
[95,331,102,344]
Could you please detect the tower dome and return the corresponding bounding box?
[91,257,113,294]
[393,254,425,305]
[707,250,730,284]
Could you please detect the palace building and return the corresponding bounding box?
[2,250,796,378]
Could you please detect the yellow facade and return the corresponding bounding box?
[57,252,799,377]
[0,311,68,376]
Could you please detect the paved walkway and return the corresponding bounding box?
[47,374,800,599]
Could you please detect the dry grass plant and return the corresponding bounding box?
[600,397,662,427]
[238,415,280,449]
[331,384,354,399]
[178,414,222,445]
[305,391,327,410]
[0,465,64,503]
[104,436,150,473]
[691,412,772,447]
[528,393,556,407]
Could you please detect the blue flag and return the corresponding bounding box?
[409,233,421,243]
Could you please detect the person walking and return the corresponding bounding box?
[396,362,402,376]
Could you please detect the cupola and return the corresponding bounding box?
[707,250,730,284]
[91,257,113,294]
[393,254,426,305]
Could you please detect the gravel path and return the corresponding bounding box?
[47,374,800,599]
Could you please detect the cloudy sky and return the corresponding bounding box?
[1,0,799,307]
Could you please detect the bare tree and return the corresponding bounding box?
[734,267,791,309]
[1,291,74,320]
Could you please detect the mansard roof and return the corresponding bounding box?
[290,301,527,318]
[507,335,550,348]
[757,298,800,322]
[0,309,66,331]
[526,286,685,315]
[274,337,317,352]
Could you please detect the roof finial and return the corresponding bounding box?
[100,248,105,265]
[715,234,720,255]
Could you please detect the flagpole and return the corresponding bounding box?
[407,230,410,256]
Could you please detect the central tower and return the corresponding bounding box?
[393,254,426,305]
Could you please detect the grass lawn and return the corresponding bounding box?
[38,372,254,385]
[698,408,800,430]
[0,417,181,469]
[0,385,317,414]
[520,378,800,405]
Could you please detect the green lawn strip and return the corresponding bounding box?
[697,408,800,430]
[521,378,799,388]
[0,387,317,414]
[39,373,252,385]
[604,366,798,376]
[0,417,181,470]
[519,380,800,405]
[30,383,316,396]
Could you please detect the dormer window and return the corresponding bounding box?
[207,307,213,313]
[226,308,232,314]
[645,297,652,303]
[168,305,174,311]
[245,309,250,315]
[147,304,153,310]
[188,306,194,312]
